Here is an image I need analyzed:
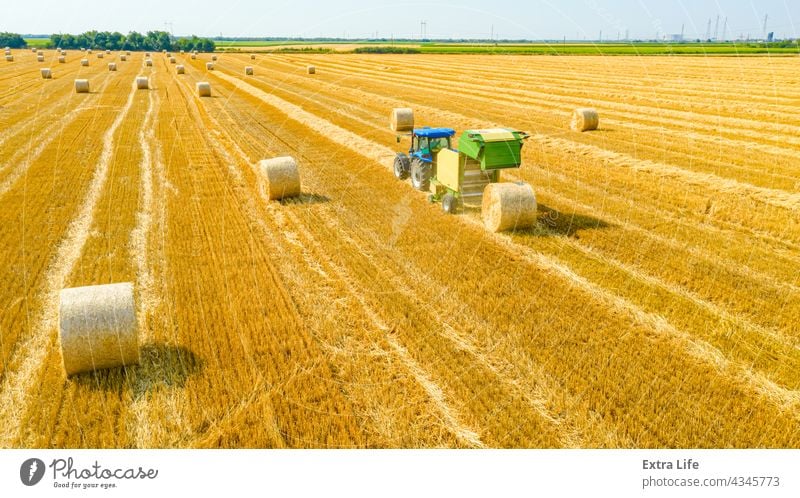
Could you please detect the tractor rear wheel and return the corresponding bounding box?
[442,193,460,214]
[410,158,431,191]
[393,153,410,180]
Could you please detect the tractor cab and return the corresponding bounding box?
[408,127,456,162]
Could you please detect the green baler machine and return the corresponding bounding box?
[390,107,537,232]
[431,128,530,212]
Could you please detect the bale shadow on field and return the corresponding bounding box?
[70,344,203,397]
[279,193,331,206]
[516,203,611,238]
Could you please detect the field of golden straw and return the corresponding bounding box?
[0,49,798,448]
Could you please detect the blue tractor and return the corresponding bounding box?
[393,126,456,194]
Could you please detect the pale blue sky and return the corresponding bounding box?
[3,0,798,40]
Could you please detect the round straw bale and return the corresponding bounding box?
[570,108,599,132]
[250,54,256,60]
[126,51,131,55]
[190,53,197,59]
[74,79,90,93]
[245,66,253,75]
[176,64,185,74]
[390,108,414,132]
[37,55,44,62]
[206,62,214,70]
[166,52,172,58]
[97,52,103,59]
[144,51,150,57]
[5,55,13,62]
[211,55,218,61]
[108,63,117,71]
[306,65,315,74]
[258,157,301,200]
[481,182,537,233]
[59,282,139,376]
[145,58,153,67]
[136,76,149,89]
[37,50,43,55]
[105,49,110,54]
[3,49,10,56]
[120,54,127,61]
[169,57,176,63]
[87,49,92,54]
[40,68,52,79]
[80,58,89,66]
[180,50,185,54]
[58,55,65,63]
[196,81,211,97]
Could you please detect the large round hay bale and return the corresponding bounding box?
[120,54,127,61]
[87,49,93,54]
[250,54,256,60]
[108,62,117,71]
[190,53,197,60]
[245,66,253,75]
[169,57,176,64]
[258,157,301,200]
[206,62,214,70]
[59,282,139,376]
[40,68,52,79]
[211,55,218,61]
[176,64,185,74]
[80,58,89,66]
[390,108,414,132]
[196,81,211,97]
[58,56,65,63]
[570,108,599,132]
[126,51,131,55]
[145,58,153,67]
[5,55,13,62]
[105,49,110,54]
[37,50,43,56]
[74,79,90,93]
[481,182,537,233]
[306,65,315,74]
[144,51,150,57]
[37,55,44,62]
[136,76,149,89]
[97,52,104,59]
[3,49,10,56]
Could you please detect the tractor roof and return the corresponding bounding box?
[414,127,455,138]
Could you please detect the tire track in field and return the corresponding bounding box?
[209,70,800,415]
[126,76,162,447]
[0,69,141,446]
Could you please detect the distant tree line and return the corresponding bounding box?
[353,46,421,54]
[48,31,215,52]
[0,32,26,48]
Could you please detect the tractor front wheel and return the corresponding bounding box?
[393,153,410,180]
[410,158,431,191]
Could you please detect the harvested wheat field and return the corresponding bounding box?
[0,49,798,449]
